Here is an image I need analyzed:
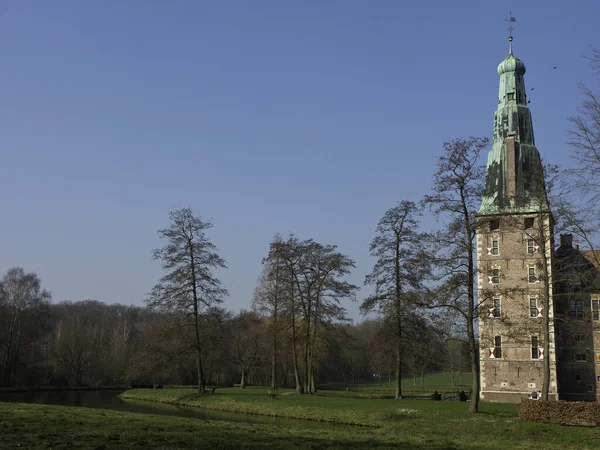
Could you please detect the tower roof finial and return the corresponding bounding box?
[506,13,516,54]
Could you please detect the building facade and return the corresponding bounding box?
[554,238,600,400]
[477,40,559,402]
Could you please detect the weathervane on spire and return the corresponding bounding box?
[505,13,516,54]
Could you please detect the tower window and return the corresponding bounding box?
[587,385,593,392]
[507,92,515,100]
[524,218,535,229]
[492,299,501,317]
[592,300,599,321]
[491,240,499,255]
[489,268,500,284]
[530,298,538,318]
[490,219,500,231]
[495,336,502,359]
[531,336,539,359]
[528,267,537,283]
[575,353,588,362]
[527,239,535,254]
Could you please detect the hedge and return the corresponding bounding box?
[519,400,600,427]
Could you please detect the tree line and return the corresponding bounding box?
[0,269,469,389]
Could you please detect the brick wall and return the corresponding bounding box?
[477,213,558,403]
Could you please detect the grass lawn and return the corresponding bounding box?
[116,387,600,449]
[2,396,600,449]
[330,372,473,394]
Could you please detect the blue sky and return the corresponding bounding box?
[1,1,598,319]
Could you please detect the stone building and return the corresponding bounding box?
[554,237,600,400]
[476,37,559,402]
[477,37,600,402]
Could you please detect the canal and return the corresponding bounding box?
[0,389,350,429]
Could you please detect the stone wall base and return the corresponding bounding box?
[481,391,559,403]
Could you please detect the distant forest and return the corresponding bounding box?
[0,273,470,389]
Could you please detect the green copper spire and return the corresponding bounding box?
[479,37,548,215]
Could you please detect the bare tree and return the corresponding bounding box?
[0,268,51,385]
[269,236,357,394]
[423,137,489,413]
[566,46,600,267]
[252,235,287,390]
[233,311,263,388]
[568,46,600,204]
[54,313,101,385]
[148,208,227,394]
[361,201,430,399]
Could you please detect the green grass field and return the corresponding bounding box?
[321,372,473,397]
[3,389,600,449]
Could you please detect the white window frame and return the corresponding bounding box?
[528,267,537,283]
[491,239,499,255]
[489,268,500,285]
[529,298,539,318]
[531,336,539,359]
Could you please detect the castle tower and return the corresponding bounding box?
[476,36,559,402]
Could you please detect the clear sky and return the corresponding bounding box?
[1,1,598,319]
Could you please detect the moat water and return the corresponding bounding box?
[0,389,349,429]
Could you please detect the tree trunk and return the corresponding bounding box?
[196,351,205,394]
[461,185,479,413]
[413,372,417,386]
[190,243,206,395]
[304,314,312,394]
[420,370,424,387]
[3,312,18,384]
[394,235,403,400]
[395,338,403,399]
[467,315,480,413]
[289,279,303,393]
[271,311,278,390]
[240,367,246,388]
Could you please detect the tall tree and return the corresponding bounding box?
[252,235,287,390]
[361,201,430,399]
[0,268,51,385]
[148,208,227,394]
[269,236,357,394]
[233,310,263,388]
[423,136,488,413]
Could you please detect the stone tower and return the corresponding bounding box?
[476,38,559,402]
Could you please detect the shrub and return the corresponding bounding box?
[519,400,600,427]
[431,391,442,401]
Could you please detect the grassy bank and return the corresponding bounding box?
[0,402,385,449]
[121,387,503,428]
[3,397,600,449]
